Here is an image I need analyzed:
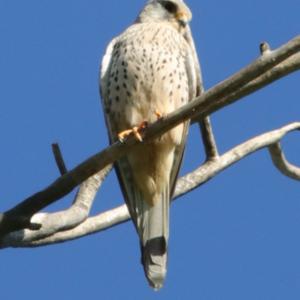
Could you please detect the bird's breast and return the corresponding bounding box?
[104,24,190,139]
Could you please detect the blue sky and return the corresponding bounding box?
[0,0,299,299]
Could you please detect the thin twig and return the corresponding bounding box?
[269,142,300,180]
[52,143,68,175]
[198,117,219,160]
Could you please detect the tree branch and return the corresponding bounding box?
[174,122,300,198]
[3,122,299,248]
[52,143,68,175]
[269,142,300,180]
[0,165,112,248]
[198,117,219,160]
[0,36,299,236]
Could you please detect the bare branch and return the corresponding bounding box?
[52,143,68,175]
[269,142,300,180]
[0,36,299,236]
[15,205,130,247]
[174,122,300,198]
[4,122,299,248]
[0,165,112,248]
[198,117,219,160]
[201,51,300,119]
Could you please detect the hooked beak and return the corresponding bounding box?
[176,12,189,28]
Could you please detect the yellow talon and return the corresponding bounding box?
[132,127,143,142]
[118,121,148,142]
[155,110,163,119]
[118,129,135,142]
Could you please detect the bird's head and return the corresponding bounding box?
[137,0,192,31]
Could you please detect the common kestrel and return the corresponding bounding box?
[100,0,202,289]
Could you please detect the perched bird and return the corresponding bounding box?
[100,0,202,289]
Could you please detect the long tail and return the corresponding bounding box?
[115,152,172,290]
[139,187,170,290]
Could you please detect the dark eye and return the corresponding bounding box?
[161,1,178,14]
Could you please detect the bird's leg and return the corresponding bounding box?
[118,121,148,142]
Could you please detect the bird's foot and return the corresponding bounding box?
[118,121,148,142]
[155,110,163,120]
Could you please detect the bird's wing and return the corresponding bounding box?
[100,35,148,227]
[100,35,141,223]
[169,25,201,198]
[100,36,118,140]
[184,25,204,97]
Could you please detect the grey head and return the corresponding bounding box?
[136,0,192,30]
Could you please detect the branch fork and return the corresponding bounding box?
[0,36,300,248]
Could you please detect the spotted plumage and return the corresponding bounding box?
[100,0,202,289]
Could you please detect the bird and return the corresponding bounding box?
[100,0,202,290]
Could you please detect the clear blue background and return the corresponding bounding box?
[0,1,299,299]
